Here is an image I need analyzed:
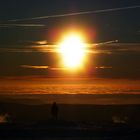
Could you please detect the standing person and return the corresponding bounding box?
[51,102,59,120]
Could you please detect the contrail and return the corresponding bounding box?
[8,5,140,22]
[93,40,118,46]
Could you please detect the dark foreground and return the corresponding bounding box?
[0,120,140,140]
[0,102,140,139]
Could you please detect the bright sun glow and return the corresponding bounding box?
[59,33,86,69]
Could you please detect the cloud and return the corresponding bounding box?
[91,40,118,46]
[17,40,48,45]
[20,65,69,71]
[87,43,140,54]
[7,5,140,22]
[0,47,35,53]
[30,45,58,52]
[0,44,58,53]
[0,43,140,54]
[21,65,49,69]
[96,66,112,69]
[35,40,48,45]
[0,23,46,28]
[50,67,68,71]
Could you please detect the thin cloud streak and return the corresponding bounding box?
[7,5,140,22]
[0,40,118,53]
[0,43,140,54]
[20,65,68,71]
[0,24,46,28]
[21,65,49,69]
[96,66,113,69]
[50,67,68,71]
[0,45,58,53]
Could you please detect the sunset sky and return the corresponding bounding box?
[0,0,140,78]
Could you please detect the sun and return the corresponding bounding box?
[59,33,86,69]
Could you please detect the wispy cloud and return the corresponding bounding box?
[87,43,140,54]
[30,45,58,52]
[50,67,68,71]
[21,65,49,69]
[96,66,112,69]
[0,43,140,54]
[0,44,58,53]
[21,64,113,71]
[34,40,48,45]
[20,65,68,71]
[0,23,46,28]
[7,5,140,22]
[0,47,38,53]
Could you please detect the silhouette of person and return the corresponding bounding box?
[51,102,59,120]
